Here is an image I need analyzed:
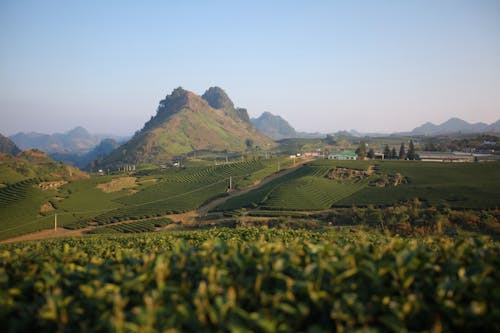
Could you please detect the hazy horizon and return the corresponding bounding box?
[1,0,499,136]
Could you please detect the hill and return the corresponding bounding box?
[0,133,21,155]
[410,117,499,135]
[0,149,87,185]
[101,87,274,165]
[251,112,298,140]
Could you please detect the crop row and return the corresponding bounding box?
[0,229,498,332]
[0,178,39,205]
[86,218,172,234]
[262,177,369,210]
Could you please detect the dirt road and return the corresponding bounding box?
[197,160,308,214]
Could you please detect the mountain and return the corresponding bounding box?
[101,87,274,165]
[0,133,21,155]
[251,112,298,140]
[487,120,500,132]
[10,126,101,154]
[410,117,496,135]
[48,138,120,169]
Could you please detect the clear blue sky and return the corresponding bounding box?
[1,0,499,135]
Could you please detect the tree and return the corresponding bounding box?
[407,139,416,160]
[399,143,406,160]
[367,148,375,159]
[390,147,397,159]
[355,141,367,159]
[424,142,438,151]
[383,145,391,159]
[325,135,337,145]
[245,138,254,150]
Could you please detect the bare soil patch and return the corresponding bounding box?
[38,180,68,190]
[97,177,137,193]
[40,202,55,213]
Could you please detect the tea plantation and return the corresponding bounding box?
[1,228,498,332]
[216,160,500,211]
[0,158,289,239]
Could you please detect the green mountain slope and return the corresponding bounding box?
[102,87,274,165]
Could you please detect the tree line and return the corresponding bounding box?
[356,140,418,160]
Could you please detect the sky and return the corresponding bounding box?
[1,0,499,136]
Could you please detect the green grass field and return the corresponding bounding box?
[0,158,290,239]
[216,160,500,212]
[1,228,498,332]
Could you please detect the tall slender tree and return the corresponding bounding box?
[407,139,416,160]
[383,145,391,159]
[399,143,406,160]
[390,147,397,159]
[355,141,367,159]
[367,148,375,159]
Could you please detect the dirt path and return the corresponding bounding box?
[197,160,310,214]
[1,228,86,244]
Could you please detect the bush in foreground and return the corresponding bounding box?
[0,228,498,332]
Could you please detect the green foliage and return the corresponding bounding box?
[367,148,375,159]
[86,218,172,234]
[355,141,367,158]
[399,143,406,160]
[0,229,498,332]
[407,139,417,160]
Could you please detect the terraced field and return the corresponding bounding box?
[215,159,500,211]
[335,160,500,209]
[0,178,57,240]
[216,162,371,211]
[86,218,172,234]
[66,159,288,228]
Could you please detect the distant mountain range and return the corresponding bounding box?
[407,118,500,136]
[9,127,129,154]
[252,113,500,139]
[99,87,274,166]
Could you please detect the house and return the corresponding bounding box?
[328,152,357,160]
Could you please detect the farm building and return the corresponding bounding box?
[418,151,475,162]
[328,152,357,160]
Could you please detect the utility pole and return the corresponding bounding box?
[54,213,57,231]
[229,176,232,190]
